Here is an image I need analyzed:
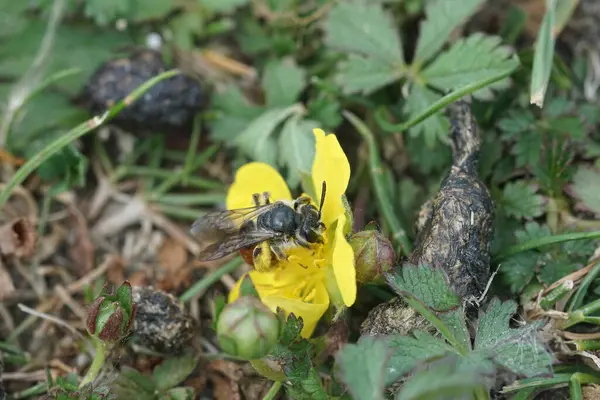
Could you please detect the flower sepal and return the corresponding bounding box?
[86,281,136,342]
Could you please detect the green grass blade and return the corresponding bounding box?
[530,0,557,107]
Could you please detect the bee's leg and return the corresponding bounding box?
[269,242,288,260]
[294,231,312,249]
[252,193,262,207]
[252,242,273,272]
[262,192,271,205]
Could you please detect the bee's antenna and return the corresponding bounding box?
[318,181,326,218]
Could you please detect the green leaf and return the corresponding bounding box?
[335,336,390,400]
[199,0,249,13]
[111,367,156,400]
[334,54,404,95]
[513,132,542,167]
[515,222,552,244]
[385,331,457,386]
[152,355,199,392]
[422,33,516,95]
[278,116,317,188]
[386,264,470,350]
[474,298,553,377]
[0,1,30,38]
[498,110,535,138]
[396,354,489,400]
[538,259,578,285]
[84,0,131,26]
[500,251,540,293]
[500,181,545,219]
[169,12,204,50]
[160,387,195,400]
[210,86,263,141]
[130,0,175,22]
[404,83,450,148]
[0,22,133,95]
[571,167,600,215]
[414,0,485,64]
[284,367,328,400]
[262,58,306,108]
[307,92,343,129]
[530,0,556,107]
[234,105,303,166]
[323,0,404,64]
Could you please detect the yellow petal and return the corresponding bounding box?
[227,162,292,210]
[311,129,350,227]
[330,215,356,306]
[261,282,329,338]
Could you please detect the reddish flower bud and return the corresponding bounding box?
[349,230,395,283]
[86,281,136,342]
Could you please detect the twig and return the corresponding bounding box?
[17,303,84,340]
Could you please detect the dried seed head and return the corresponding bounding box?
[132,286,195,354]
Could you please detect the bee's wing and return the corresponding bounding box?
[197,229,281,261]
[190,204,273,242]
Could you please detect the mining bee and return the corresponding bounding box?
[190,182,327,272]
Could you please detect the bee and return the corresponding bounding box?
[190,182,327,272]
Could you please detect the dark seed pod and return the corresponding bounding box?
[359,297,433,337]
[407,98,494,300]
[131,286,195,354]
[80,50,206,133]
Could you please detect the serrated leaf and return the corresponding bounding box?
[513,132,542,167]
[278,116,317,188]
[0,1,29,38]
[234,105,302,166]
[498,110,535,139]
[84,0,130,26]
[500,251,540,293]
[387,264,470,350]
[285,367,328,400]
[334,54,403,95]
[571,167,600,215]
[111,367,156,400]
[500,181,544,219]
[388,264,460,311]
[404,83,449,148]
[323,0,404,64]
[538,259,578,285]
[0,22,133,95]
[210,86,263,141]
[130,0,175,22]
[152,355,198,392]
[474,298,553,377]
[335,336,390,400]
[422,33,517,94]
[385,331,457,386]
[396,354,489,400]
[262,58,306,107]
[414,0,485,64]
[199,0,249,13]
[515,222,551,244]
[160,387,195,400]
[169,12,203,50]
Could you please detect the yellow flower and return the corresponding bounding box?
[228,129,356,337]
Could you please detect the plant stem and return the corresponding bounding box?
[540,280,573,310]
[263,380,283,400]
[473,386,490,400]
[496,230,600,260]
[179,257,243,303]
[79,337,107,389]
[0,69,180,211]
[374,63,519,133]
[343,110,413,254]
[568,259,600,312]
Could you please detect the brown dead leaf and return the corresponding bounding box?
[0,258,15,300]
[158,236,188,273]
[209,372,241,400]
[320,320,349,362]
[157,237,191,291]
[583,384,600,400]
[0,218,37,258]
[208,359,244,382]
[106,255,125,285]
[127,269,149,287]
[67,207,95,274]
[240,378,271,400]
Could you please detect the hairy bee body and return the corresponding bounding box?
[191,184,327,272]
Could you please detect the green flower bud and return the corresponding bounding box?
[86,281,136,342]
[216,296,280,360]
[349,230,395,283]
